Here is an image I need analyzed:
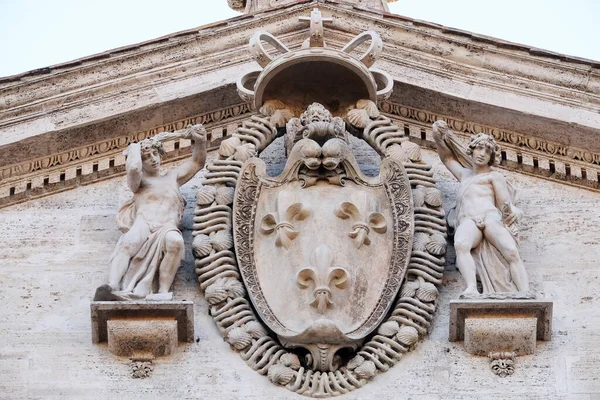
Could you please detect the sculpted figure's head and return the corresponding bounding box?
[467,133,499,166]
[300,103,332,125]
[140,138,164,172]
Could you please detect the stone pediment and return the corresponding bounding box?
[1,0,600,209]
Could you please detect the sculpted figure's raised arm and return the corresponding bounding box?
[95,125,207,301]
[432,121,529,295]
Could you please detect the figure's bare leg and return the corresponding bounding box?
[157,231,185,294]
[108,220,150,291]
[484,220,530,292]
[454,219,483,295]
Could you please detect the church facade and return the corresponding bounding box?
[1,1,599,398]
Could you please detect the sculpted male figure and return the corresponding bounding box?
[432,121,529,295]
[97,125,207,301]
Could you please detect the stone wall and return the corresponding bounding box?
[1,144,599,399]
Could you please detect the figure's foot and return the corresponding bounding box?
[459,287,480,298]
[111,291,135,301]
[93,284,115,301]
[145,292,173,301]
[93,284,133,301]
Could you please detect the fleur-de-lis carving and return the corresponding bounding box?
[260,190,310,249]
[335,194,387,248]
[297,245,349,313]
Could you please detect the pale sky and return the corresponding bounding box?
[0,0,598,78]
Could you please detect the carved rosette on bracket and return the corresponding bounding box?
[192,8,447,397]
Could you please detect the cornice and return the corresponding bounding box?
[380,100,600,192]
[1,0,600,208]
[2,1,598,123]
[320,5,600,111]
[0,103,252,208]
[2,99,599,211]
[0,6,311,130]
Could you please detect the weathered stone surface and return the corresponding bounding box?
[107,319,178,357]
[449,299,553,342]
[464,317,537,356]
[90,300,195,343]
[0,150,599,398]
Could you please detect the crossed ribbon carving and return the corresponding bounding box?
[297,245,349,313]
[260,190,310,249]
[334,199,387,248]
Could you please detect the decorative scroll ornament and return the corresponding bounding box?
[193,10,447,397]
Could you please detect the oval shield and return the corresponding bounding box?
[233,137,413,367]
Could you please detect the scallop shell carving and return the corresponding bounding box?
[356,99,380,118]
[192,234,213,257]
[354,360,377,380]
[403,141,422,162]
[233,143,256,162]
[215,186,235,205]
[385,144,408,163]
[400,280,419,298]
[413,232,430,252]
[224,278,246,299]
[270,109,295,128]
[219,136,242,158]
[196,185,217,206]
[416,281,439,302]
[244,320,268,339]
[377,321,400,337]
[426,233,447,255]
[396,325,419,346]
[227,0,245,12]
[412,187,425,207]
[424,188,443,208]
[205,281,229,305]
[227,327,253,350]
[268,364,295,386]
[210,230,233,251]
[346,108,371,129]
[347,355,364,371]
[280,353,301,370]
[259,100,287,116]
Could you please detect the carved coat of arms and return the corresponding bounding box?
[192,9,447,397]
[233,105,413,370]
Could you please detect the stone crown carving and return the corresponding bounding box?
[237,8,393,116]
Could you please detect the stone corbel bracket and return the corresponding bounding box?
[90,301,194,378]
[449,299,552,377]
